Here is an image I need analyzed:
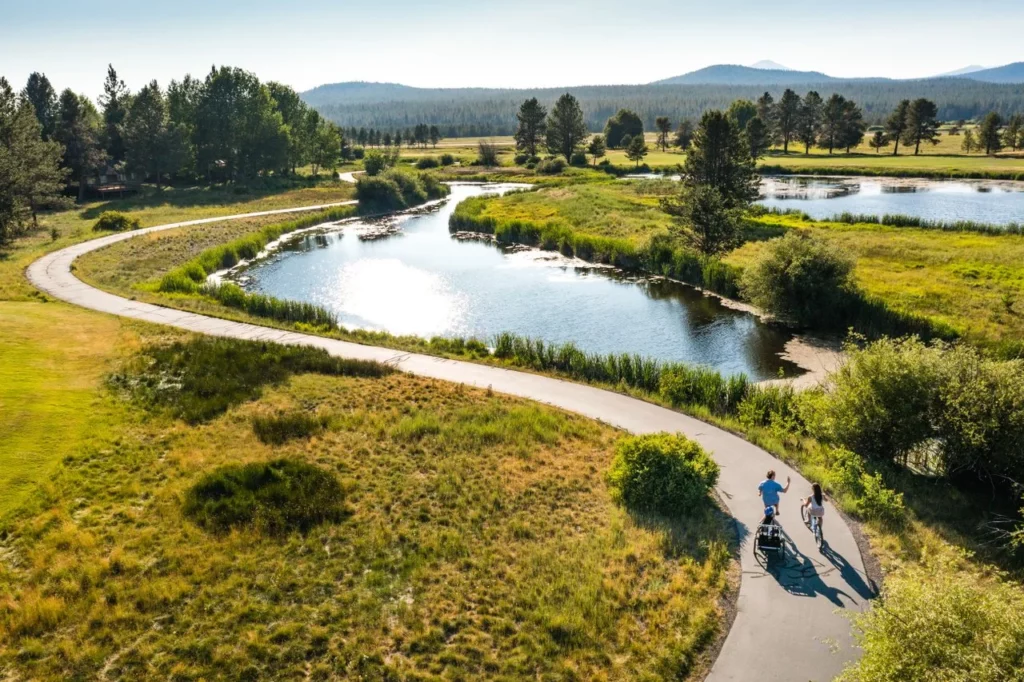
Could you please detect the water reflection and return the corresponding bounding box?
[758,176,1024,224]
[228,184,800,380]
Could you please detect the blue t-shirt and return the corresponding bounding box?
[759,479,784,505]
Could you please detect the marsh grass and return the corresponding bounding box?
[110,336,393,423]
[0,362,734,680]
[251,411,330,444]
[183,459,347,535]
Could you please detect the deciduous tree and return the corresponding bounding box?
[603,108,643,148]
[726,99,757,132]
[546,93,587,162]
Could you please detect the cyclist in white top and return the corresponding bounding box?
[802,482,825,533]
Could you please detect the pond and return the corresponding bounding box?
[225,183,800,381]
[758,176,1024,225]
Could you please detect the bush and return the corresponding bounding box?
[415,156,440,170]
[439,153,456,166]
[514,153,529,165]
[183,459,347,535]
[111,337,393,423]
[252,411,330,445]
[607,433,719,516]
[570,152,588,167]
[822,448,905,525]
[536,158,566,175]
[738,384,799,430]
[355,174,405,211]
[351,146,365,159]
[363,150,388,176]
[740,231,855,327]
[839,564,1024,682]
[476,141,499,167]
[93,211,141,232]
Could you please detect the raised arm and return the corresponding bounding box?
[782,476,791,493]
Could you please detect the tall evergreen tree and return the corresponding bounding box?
[796,91,822,155]
[885,99,911,156]
[819,94,847,154]
[429,125,441,148]
[775,89,800,153]
[978,112,1003,155]
[869,130,890,154]
[123,81,186,188]
[625,135,649,167]
[0,78,68,242]
[55,89,106,202]
[726,99,757,132]
[904,98,940,155]
[839,99,866,153]
[680,109,758,208]
[22,72,58,141]
[756,92,774,125]
[745,116,769,160]
[545,93,587,162]
[655,116,672,151]
[1003,114,1023,152]
[99,65,129,163]
[960,128,977,153]
[587,134,606,165]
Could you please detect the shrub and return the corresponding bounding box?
[570,152,588,167]
[363,150,388,176]
[251,411,330,444]
[514,153,529,165]
[740,231,855,327]
[355,174,405,211]
[93,211,141,232]
[439,153,456,166]
[415,156,440,169]
[607,433,719,516]
[111,337,393,423]
[659,366,750,415]
[822,447,905,525]
[476,141,499,167]
[183,459,347,535]
[351,146,365,159]
[738,384,799,430]
[839,564,1024,682]
[536,158,566,175]
[388,170,428,206]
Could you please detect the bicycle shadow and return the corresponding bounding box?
[752,527,858,608]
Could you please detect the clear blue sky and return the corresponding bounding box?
[2,0,1021,98]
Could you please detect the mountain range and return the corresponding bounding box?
[651,61,1024,85]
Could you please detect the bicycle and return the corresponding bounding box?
[801,504,824,549]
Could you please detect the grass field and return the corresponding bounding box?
[401,131,1024,178]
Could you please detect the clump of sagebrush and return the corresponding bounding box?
[251,411,330,445]
[355,170,449,212]
[607,433,719,516]
[183,459,348,535]
[111,337,392,423]
[93,210,141,232]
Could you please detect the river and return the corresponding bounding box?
[225,183,800,381]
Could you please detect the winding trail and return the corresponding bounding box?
[28,201,873,682]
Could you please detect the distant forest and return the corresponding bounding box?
[305,80,1024,137]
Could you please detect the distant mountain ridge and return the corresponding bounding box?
[953,62,1024,83]
[749,60,792,71]
[651,64,839,86]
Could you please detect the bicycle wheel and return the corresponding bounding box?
[801,504,810,527]
[814,521,823,549]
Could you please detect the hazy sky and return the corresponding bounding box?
[2,0,1022,98]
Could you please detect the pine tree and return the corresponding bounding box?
[775,89,800,153]
[978,112,1003,155]
[99,65,130,163]
[680,109,758,209]
[655,116,672,151]
[839,99,866,153]
[869,130,890,154]
[55,89,107,202]
[745,117,769,160]
[673,120,694,149]
[513,98,546,157]
[1003,114,1023,152]
[819,94,847,154]
[885,100,911,156]
[587,134,606,165]
[904,98,940,155]
[625,135,649,167]
[960,128,977,154]
[545,93,587,162]
[796,91,822,155]
[123,81,187,188]
[22,72,57,141]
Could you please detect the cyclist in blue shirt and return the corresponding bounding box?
[758,469,790,516]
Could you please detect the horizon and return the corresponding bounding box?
[2,0,1023,99]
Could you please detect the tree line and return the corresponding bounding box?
[309,79,1024,138]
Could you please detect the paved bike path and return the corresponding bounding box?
[27,203,873,682]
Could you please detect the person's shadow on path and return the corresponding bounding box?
[752,529,862,608]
